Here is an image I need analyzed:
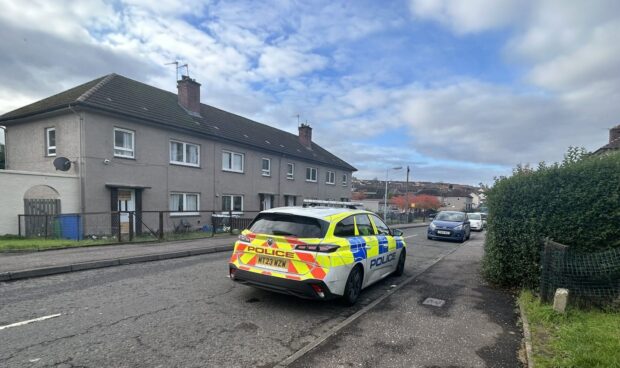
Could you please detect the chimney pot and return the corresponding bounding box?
[177,76,201,115]
[298,123,312,149]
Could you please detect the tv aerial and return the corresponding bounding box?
[53,157,71,171]
[165,61,189,81]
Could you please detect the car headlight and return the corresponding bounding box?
[429,223,436,230]
[454,224,463,230]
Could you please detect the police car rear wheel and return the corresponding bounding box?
[342,266,363,306]
[394,249,406,277]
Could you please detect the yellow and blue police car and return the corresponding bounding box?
[228,206,407,305]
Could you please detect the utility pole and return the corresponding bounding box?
[406,165,410,215]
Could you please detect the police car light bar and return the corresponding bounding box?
[302,199,364,209]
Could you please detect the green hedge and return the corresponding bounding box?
[482,151,620,288]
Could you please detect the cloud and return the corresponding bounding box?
[409,0,527,34]
[1,0,618,186]
[256,47,328,79]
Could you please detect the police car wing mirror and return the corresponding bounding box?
[392,229,404,237]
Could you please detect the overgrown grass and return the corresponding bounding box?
[0,237,113,251]
[520,290,620,368]
[0,231,236,251]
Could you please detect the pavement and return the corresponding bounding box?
[289,234,523,368]
[0,222,427,281]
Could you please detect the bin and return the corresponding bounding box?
[57,214,83,240]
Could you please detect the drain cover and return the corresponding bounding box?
[422,297,446,307]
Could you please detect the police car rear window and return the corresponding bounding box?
[249,213,327,238]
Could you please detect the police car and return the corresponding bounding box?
[228,206,407,305]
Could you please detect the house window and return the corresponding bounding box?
[114,128,135,158]
[306,167,317,182]
[286,163,295,180]
[261,158,271,176]
[169,192,199,215]
[342,173,348,186]
[284,195,297,206]
[260,193,274,210]
[45,127,56,156]
[170,140,199,167]
[222,150,244,173]
[326,170,336,185]
[222,195,243,212]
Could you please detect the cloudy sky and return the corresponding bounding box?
[1,0,618,184]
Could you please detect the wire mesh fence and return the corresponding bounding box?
[17,210,262,244]
[381,211,427,225]
[540,238,620,308]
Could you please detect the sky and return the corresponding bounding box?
[0,0,618,185]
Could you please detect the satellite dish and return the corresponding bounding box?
[53,157,71,171]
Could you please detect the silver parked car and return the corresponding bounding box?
[467,212,484,231]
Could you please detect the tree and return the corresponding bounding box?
[390,194,441,212]
[390,194,414,211]
[411,194,441,211]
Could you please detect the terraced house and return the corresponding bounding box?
[0,74,355,234]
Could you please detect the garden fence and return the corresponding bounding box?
[540,238,620,308]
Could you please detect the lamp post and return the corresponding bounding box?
[384,166,402,220]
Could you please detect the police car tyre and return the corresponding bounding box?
[342,265,363,306]
[394,249,406,277]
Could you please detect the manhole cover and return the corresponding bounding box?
[422,297,446,307]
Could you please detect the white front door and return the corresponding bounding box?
[118,189,135,233]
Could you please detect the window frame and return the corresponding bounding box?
[326,170,336,185]
[169,192,200,216]
[305,167,318,182]
[113,127,135,159]
[222,194,244,213]
[45,127,56,157]
[333,215,356,238]
[354,214,376,236]
[169,140,200,167]
[222,150,245,173]
[342,173,348,186]
[370,214,391,236]
[284,195,297,207]
[286,163,295,180]
[261,158,271,177]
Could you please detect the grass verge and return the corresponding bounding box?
[0,237,113,251]
[0,231,235,252]
[519,290,620,368]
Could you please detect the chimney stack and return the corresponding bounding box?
[177,75,201,115]
[298,123,312,149]
[609,125,620,143]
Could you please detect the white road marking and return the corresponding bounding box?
[0,314,62,331]
[404,234,418,239]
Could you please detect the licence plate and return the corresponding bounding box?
[437,230,450,235]
[257,256,288,270]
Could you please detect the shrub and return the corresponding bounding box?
[482,150,620,288]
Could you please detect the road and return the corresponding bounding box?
[1,226,475,368]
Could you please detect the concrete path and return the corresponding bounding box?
[290,235,523,368]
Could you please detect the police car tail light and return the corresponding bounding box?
[238,234,251,242]
[295,244,339,253]
[317,244,340,253]
[311,284,325,298]
[229,267,236,280]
